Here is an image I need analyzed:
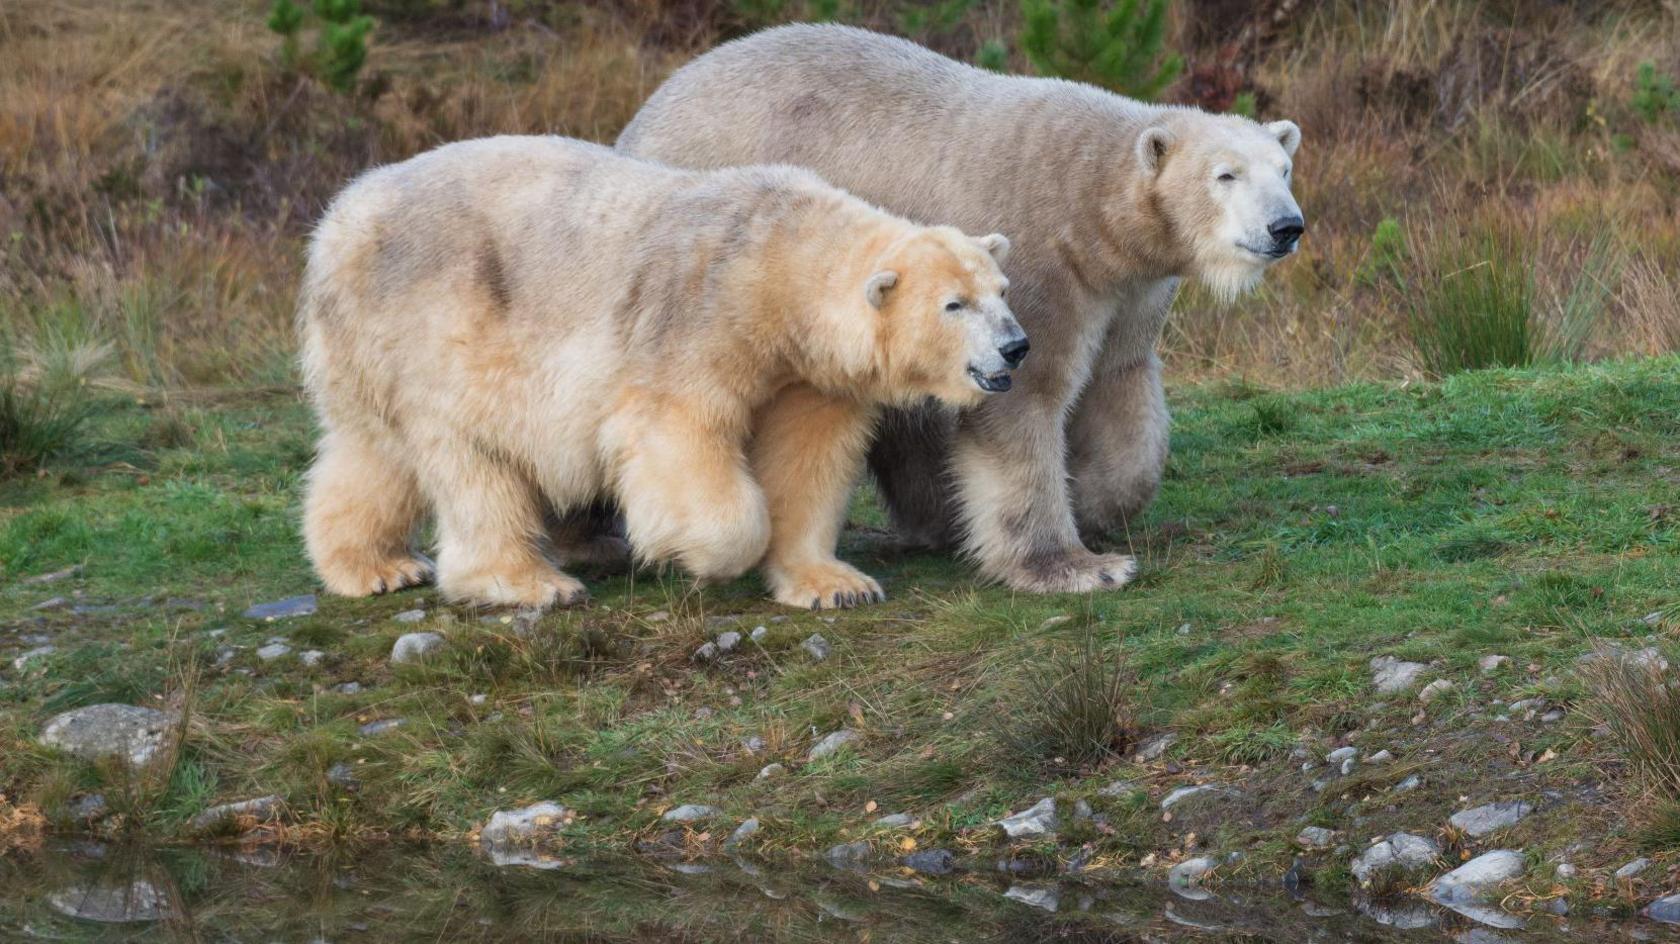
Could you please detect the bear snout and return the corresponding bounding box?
[1267,215,1305,253]
[999,335,1030,369]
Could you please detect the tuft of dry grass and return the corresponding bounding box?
[1582,643,1680,799]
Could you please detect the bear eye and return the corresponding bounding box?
[944,300,963,312]
[1217,171,1237,182]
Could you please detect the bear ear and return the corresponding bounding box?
[976,233,1011,265]
[1136,125,1174,175]
[1266,119,1301,157]
[865,270,899,310]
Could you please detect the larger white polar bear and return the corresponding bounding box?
[619,24,1305,592]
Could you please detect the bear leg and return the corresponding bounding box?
[750,384,884,610]
[1068,350,1171,537]
[866,406,962,550]
[417,433,588,609]
[304,428,435,597]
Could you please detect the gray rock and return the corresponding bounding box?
[902,848,956,876]
[1418,679,1455,703]
[1429,849,1527,904]
[1618,858,1653,880]
[335,681,362,695]
[715,630,742,652]
[1326,746,1358,764]
[10,645,56,671]
[1134,732,1178,762]
[24,564,83,585]
[1370,656,1428,694]
[1647,893,1680,924]
[188,795,284,835]
[48,880,176,923]
[31,597,67,611]
[996,797,1057,838]
[808,728,857,761]
[1479,654,1511,674]
[724,817,759,851]
[1297,826,1337,849]
[1168,856,1217,890]
[1097,779,1139,798]
[1555,862,1577,879]
[255,642,291,662]
[1071,798,1093,821]
[358,718,403,736]
[1540,709,1565,723]
[740,735,765,754]
[801,634,832,661]
[645,610,670,623]
[756,763,786,780]
[299,649,325,667]
[480,801,567,849]
[750,625,768,643]
[825,840,872,870]
[468,693,487,706]
[1161,784,1236,810]
[662,804,721,823]
[40,704,175,769]
[327,762,359,790]
[1393,774,1423,793]
[691,641,718,662]
[1368,749,1394,764]
[873,813,913,829]
[392,608,427,623]
[68,794,108,823]
[1004,884,1060,911]
[243,594,317,621]
[1449,800,1533,838]
[1351,833,1441,885]
[391,631,445,664]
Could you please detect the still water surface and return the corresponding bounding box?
[4,840,1678,942]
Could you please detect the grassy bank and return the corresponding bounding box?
[4,358,1679,907]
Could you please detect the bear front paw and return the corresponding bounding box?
[768,560,886,611]
[997,551,1137,594]
[318,553,436,597]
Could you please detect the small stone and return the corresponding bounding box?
[1449,800,1533,838]
[1555,863,1577,879]
[1541,709,1565,723]
[469,693,487,706]
[740,735,765,754]
[825,840,873,870]
[902,848,955,876]
[724,817,759,851]
[243,594,317,621]
[68,794,108,823]
[11,645,55,671]
[1368,749,1394,764]
[1097,780,1138,798]
[392,608,427,623]
[1350,833,1441,885]
[755,763,786,780]
[1418,679,1455,703]
[335,682,362,695]
[299,649,325,667]
[873,813,913,829]
[1297,826,1337,849]
[327,762,359,790]
[1176,622,1192,635]
[996,797,1057,838]
[1004,884,1060,911]
[715,630,742,653]
[1617,858,1652,880]
[481,801,567,847]
[1168,856,1217,889]
[1161,784,1234,810]
[1040,615,1073,629]
[24,564,83,585]
[1326,746,1358,764]
[1393,775,1422,793]
[1134,732,1178,762]
[691,641,719,662]
[1644,611,1666,627]
[40,704,175,769]
[750,626,768,643]
[391,631,445,664]
[1370,656,1428,694]
[48,880,175,923]
[188,795,284,835]
[256,642,291,662]
[645,610,670,623]
[358,718,403,736]
[801,634,832,661]
[808,729,857,761]
[1647,893,1680,924]
[1429,849,1527,904]
[31,597,66,612]
[1479,655,1510,674]
[1071,798,1093,821]
[662,804,721,823]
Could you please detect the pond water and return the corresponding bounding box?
[3,841,1676,943]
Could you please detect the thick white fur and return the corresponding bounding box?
[299,135,1018,608]
[619,25,1304,592]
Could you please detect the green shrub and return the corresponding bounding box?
[1019,0,1182,99]
[266,0,375,94]
[1357,217,1406,289]
[1632,61,1680,125]
[0,342,98,480]
[976,39,1009,72]
[896,0,979,37]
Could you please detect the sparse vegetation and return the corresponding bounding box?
[997,623,1134,771]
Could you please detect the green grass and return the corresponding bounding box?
[3,358,1679,886]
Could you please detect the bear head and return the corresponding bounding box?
[860,226,1026,408]
[1136,112,1304,301]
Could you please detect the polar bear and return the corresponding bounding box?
[298,135,1024,609]
[618,24,1305,592]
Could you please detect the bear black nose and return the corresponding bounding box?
[999,336,1030,369]
[1268,215,1305,248]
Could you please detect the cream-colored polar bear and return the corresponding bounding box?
[298,135,1024,609]
[619,24,1304,593]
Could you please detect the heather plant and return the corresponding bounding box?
[1019,0,1182,99]
[266,0,375,94]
